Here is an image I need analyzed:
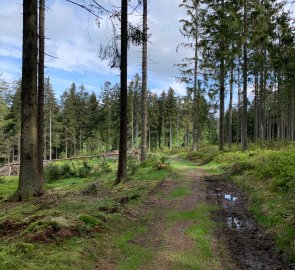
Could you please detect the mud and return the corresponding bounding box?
[207,179,295,270]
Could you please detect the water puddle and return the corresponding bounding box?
[226,217,248,230]
[224,194,238,201]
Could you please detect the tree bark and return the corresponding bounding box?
[254,70,258,142]
[192,3,199,151]
[169,116,172,150]
[49,108,52,160]
[141,0,148,162]
[237,66,241,144]
[219,57,225,151]
[17,0,43,200]
[37,0,45,184]
[116,0,128,184]
[228,62,233,148]
[242,0,248,151]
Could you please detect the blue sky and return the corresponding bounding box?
[1,1,292,103]
[0,0,189,98]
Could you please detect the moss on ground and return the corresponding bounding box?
[0,156,172,269]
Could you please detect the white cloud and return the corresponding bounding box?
[0,0,191,95]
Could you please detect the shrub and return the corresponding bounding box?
[140,155,160,168]
[160,155,169,164]
[128,159,140,176]
[100,161,112,173]
[77,161,92,178]
[60,164,75,178]
[45,164,61,182]
[229,161,254,175]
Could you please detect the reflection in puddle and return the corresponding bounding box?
[224,194,238,201]
[226,217,248,230]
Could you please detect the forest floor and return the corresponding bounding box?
[101,156,293,270]
[0,152,294,269]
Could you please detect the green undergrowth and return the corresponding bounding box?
[0,154,173,269]
[167,204,222,269]
[114,226,153,270]
[184,144,295,262]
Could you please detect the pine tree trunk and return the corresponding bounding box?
[49,108,52,160]
[37,0,45,186]
[108,107,111,151]
[228,62,233,148]
[141,0,148,162]
[192,4,199,151]
[116,0,128,184]
[131,94,134,148]
[254,71,258,142]
[135,117,139,147]
[242,0,248,151]
[148,125,151,152]
[277,73,281,140]
[162,113,165,148]
[18,135,21,163]
[17,0,43,200]
[169,116,172,150]
[219,57,225,151]
[237,67,241,143]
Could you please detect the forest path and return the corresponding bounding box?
[133,157,237,270]
[100,156,294,269]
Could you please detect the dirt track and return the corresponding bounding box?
[98,158,295,269]
[207,179,295,270]
[136,159,295,269]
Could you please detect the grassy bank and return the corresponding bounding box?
[0,155,172,269]
[182,144,295,262]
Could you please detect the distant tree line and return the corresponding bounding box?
[0,73,218,164]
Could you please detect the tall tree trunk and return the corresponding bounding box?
[254,70,258,142]
[228,62,233,148]
[192,4,199,151]
[162,113,165,148]
[116,0,128,184]
[219,57,225,151]
[44,126,46,159]
[131,94,134,148]
[141,0,148,162]
[148,125,151,152]
[135,117,139,147]
[18,135,21,163]
[237,66,241,143]
[108,106,111,151]
[37,0,45,186]
[291,73,295,141]
[242,0,248,151]
[169,116,172,150]
[49,108,52,160]
[277,72,281,140]
[259,60,264,140]
[17,0,43,200]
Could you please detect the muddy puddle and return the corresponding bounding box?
[207,178,294,270]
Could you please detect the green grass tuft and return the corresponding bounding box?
[168,187,191,199]
[78,215,101,227]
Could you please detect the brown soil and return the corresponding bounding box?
[130,168,234,270]
[207,179,295,270]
